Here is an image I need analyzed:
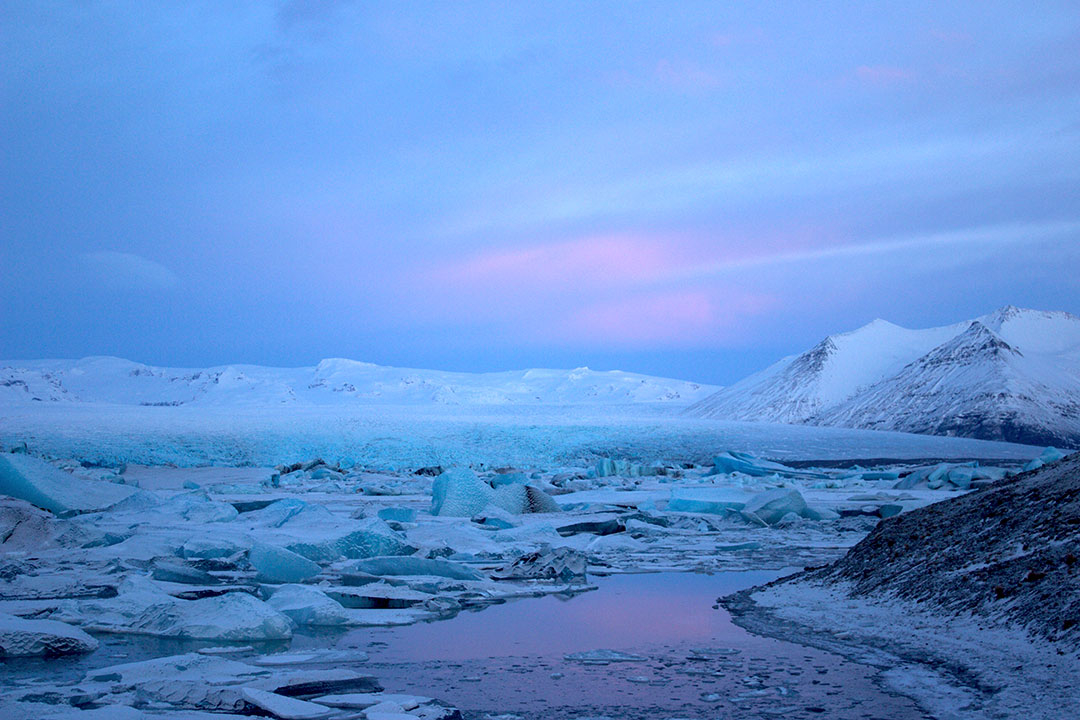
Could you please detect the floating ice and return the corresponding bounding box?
[742,488,808,526]
[314,693,432,710]
[667,487,748,515]
[0,613,99,657]
[431,467,558,516]
[352,556,482,581]
[0,454,139,515]
[241,687,333,719]
[151,560,222,586]
[493,546,587,582]
[267,585,349,627]
[431,467,493,517]
[1024,447,1067,472]
[563,649,647,663]
[255,506,417,561]
[377,507,417,523]
[250,542,322,583]
[57,575,293,641]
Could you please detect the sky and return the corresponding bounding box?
[2,2,1079,385]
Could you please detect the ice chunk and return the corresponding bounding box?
[563,649,647,664]
[492,547,587,582]
[0,454,139,515]
[241,687,332,719]
[431,467,494,517]
[315,693,432,710]
[710,451,787,477]
[181,536,248,559]
[556,519,625,536]
[490,483,561,514]
[151,560,222,586]
[594,458,619,477]
[253,504,417,561]
[352,556,482,580]
[742,488,808,526]
[82,653,269,712]
[154,492,238,523]
[58,575,293,641]
[0,612,99,656]
[377,507,417,523]
[0,496,100,551]
[250,543,322,583]
[267,585,349,627]
[1024,447,1067,472]
[471,506,519,529]
[667,487,747,514]
[802,505,840,521]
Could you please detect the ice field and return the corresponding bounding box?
[0,407,1061,719]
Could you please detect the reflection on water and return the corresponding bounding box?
[2,571,928,719]
[311,571,928,719]
[353,570,789,662]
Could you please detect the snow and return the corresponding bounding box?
[0,355,718,407]
[0,613,99,656]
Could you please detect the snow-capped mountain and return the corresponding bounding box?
[0,356,718,407]
[687,307,1080,447]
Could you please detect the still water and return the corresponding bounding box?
[303,571,929,720]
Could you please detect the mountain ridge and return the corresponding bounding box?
[687,307,1080,447]
[0,355,720,407]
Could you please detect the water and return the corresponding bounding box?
[1,571,929,718]
[299,571,929,719]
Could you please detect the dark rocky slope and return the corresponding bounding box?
[730,451,1080,645]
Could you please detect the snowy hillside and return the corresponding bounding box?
[0,356,718,407]
[687,307,1080,447]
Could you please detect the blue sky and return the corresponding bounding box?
[2,1,1079,384]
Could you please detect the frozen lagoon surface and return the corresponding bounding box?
[0,404,1052,718]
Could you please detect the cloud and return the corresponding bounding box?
[431,235,687,290]
[564,289,776,346]
[80,251,180,290]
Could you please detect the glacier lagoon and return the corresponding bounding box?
[0,406,1057,719]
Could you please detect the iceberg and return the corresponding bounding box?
[667,487,747,515]
[0,454,139,515]
[377,507,417,523]
[267,585,350,627]
[431,467,494,516]
[241,687,333,719]
[249,543,322,583]
[352,556,482,581]
[1024,447,1067,472]
[0,612,99,657]
[492,547,587,582]
[57,575,293,641]
[251,503,417,561]
[742,488,808,525]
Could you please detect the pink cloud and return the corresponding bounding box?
[854,65,916,85]
[433,235,686,290]
[563,289,777,346]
